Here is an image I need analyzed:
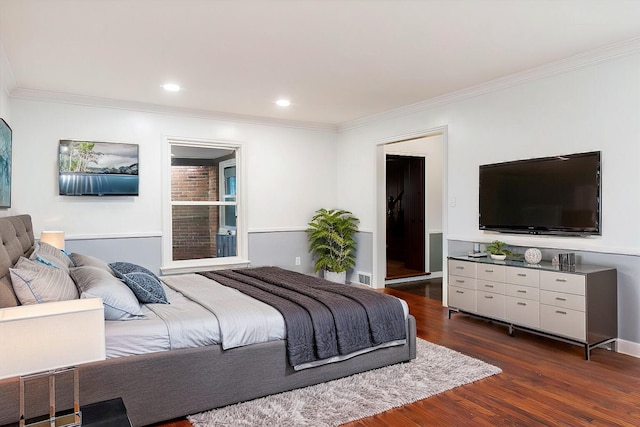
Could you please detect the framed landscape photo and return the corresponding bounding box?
[0,118,11,208]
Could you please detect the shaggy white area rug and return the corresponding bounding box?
[188,339,501,426]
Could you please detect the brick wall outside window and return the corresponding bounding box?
[171,165,219,260]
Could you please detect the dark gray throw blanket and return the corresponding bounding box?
[198,266,406,366]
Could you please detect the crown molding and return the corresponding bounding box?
[8,87,338,133]
[339,37,640,132]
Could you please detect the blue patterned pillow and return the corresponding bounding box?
[109,262,168,304]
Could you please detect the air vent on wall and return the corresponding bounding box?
[357,272,372,287]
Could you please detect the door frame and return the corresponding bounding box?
[374,126,449,303]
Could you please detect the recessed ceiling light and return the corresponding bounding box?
[275,99,291,107]
[162,83,181,92]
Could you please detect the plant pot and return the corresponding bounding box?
[490,254,507,261]
[324,270,346,284]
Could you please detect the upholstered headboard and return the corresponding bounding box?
[0,215,35,307]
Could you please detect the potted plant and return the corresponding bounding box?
[306,208,359,284]
[485,240,513,260]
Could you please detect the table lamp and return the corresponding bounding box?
[0,298,105,426]
[39,231,65,250]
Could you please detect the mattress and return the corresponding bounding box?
[105,272,409,369]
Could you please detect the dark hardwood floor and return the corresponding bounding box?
[386,259,428,280]
[153,288,640,427]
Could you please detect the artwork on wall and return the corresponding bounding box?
[58,140,139,196]
[0,118,11,208]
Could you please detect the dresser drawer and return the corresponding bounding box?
[449,275,476,290]
[540,290,585,312]
[477,279,505,294]
[477,291,506,319]
[449,286,476,312]
[540,304,586,341]
[540,271,585,295]
[476,264,506,282]
[449,260,477,278]
[506,296,539,328]
[506,267,539,287]
[505,283,539,301]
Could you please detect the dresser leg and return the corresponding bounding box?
[584,345,590,361]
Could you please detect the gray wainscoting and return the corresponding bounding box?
[65,236,162,275]
[429,232,443,273]
[248,230,314,274]
[248,230,374,284]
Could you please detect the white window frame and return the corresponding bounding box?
[218,158,237,235]
[160,136,248,275]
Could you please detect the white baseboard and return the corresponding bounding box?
[616,339,640,359]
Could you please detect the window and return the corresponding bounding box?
[162,139,246,274]
[219,159,237,233]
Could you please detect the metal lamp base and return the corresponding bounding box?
[19,367,81,427]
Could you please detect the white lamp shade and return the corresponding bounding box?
[0,298,106,380]
[39,231,65,250]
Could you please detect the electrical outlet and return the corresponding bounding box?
[295,257,301,266]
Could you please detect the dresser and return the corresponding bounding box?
[448,256,617,360]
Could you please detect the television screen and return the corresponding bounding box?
[479,151,600,235]
[59,140,139,196]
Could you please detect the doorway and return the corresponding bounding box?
[385,154,427,279]
[375,130,446,296]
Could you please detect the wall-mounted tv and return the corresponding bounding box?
[479,151,601,236]
[59,140,139,196]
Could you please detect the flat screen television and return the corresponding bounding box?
[479,151,601,236]
[59,140,139,196]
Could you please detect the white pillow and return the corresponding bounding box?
[9,257,79,305]
[70,266,145,321]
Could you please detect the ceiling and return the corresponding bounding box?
[2,0,640,127]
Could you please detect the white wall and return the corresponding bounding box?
[339,53,640,255]
[0,39,13,218]
[0,38,11,121]
[336,52,640,346]
[9,99,337,239]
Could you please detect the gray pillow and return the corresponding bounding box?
[109,262,168,304]
[70,266,145,321]
[69,252,114,274]
[9,257,79,305]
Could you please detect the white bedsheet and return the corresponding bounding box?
[104,273,409,366]
[105,281,222,357]
[160,274,286,349]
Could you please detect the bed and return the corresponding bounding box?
[0,214,417,426]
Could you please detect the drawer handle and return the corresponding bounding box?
[456,266,464,270]
[517,302,527,306]
[517,273,527,277]
[484,284,494,288]
[555,297,567,301]
[555,278,567,282]
[484,295,493,299]
[456,290,464,294]
[556,310,567,315]
[517,290,527,293]
[485,269,494,273]
[456,280,465,284]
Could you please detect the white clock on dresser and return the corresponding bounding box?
[447,256,617,360]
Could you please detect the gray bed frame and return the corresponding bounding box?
[0,215,417,426]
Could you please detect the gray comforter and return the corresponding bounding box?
[199,267,406,366]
